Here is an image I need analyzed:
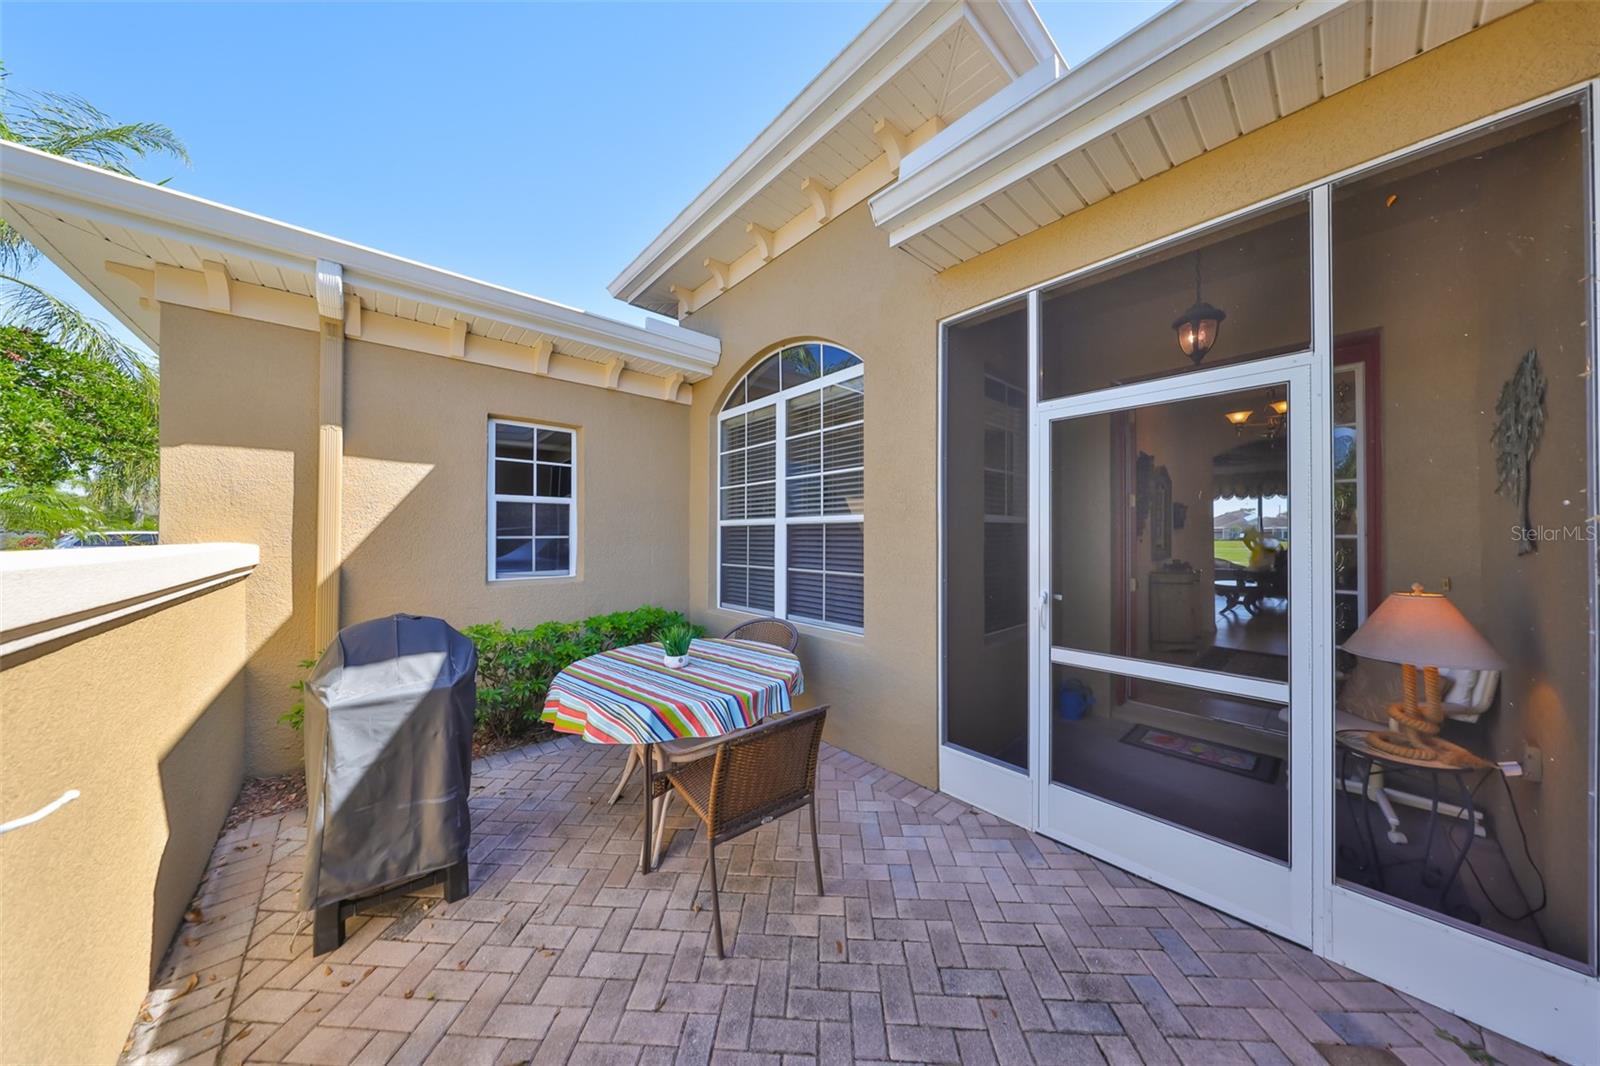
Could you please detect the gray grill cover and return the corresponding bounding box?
[299,614,477,911]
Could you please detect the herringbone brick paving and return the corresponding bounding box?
[122,737,1556,1065]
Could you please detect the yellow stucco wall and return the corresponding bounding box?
[339,336,690,629]
[161,306,319,776]
[680,0,1600,791]
[0,580,247,1066]
[159,305,691,775]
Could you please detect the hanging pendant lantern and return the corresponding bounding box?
[1173,252,1226,364]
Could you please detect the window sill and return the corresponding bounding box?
[717,603,864,640]
[489,571,577,584]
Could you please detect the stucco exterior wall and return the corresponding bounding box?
[161,306,319,775]
[0,578,247,1066]
[679,1,1600,790]
[339,336,690,627]
[159,305,691,775]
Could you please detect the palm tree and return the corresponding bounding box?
[0,64,188,386]
[0,66,185,535]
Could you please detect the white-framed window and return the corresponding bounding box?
[488,419,575,580]
[718,342,864,630]
[982,374,1027,634]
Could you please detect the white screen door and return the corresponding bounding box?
[1034,355,1318,944]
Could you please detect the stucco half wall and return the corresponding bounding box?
[160,303,691,775]
[0,549,250,1066]
[679,0,1600,790]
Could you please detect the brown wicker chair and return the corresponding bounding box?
[723,617,800,653]
[652,705,828,958]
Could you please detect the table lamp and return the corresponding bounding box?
[1341,583,1505,767]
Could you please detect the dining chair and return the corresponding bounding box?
[651,705,828,958]
[607,617,800,808]
[723,617,800,653]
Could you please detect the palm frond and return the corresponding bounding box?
[0,483,104,542]
[1,87,190,177]
[0,220,38,275]
[0,274,158,391]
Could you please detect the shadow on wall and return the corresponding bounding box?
[150,667,247,977]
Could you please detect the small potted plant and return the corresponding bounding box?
[660,624,696,669]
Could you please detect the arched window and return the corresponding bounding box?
[718,342,864,630]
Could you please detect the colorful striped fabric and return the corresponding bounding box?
[540,638,805,745]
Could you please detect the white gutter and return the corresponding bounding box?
[0,142,720,375]
[870,0,1341,246]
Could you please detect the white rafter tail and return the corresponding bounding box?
[669,283,697,319]
[343,293,363,338]
[201,260,231,313]
[603,356,625,389]
[532,337,554,375]
[745,222,775,264]
[314,258,344,320]
[873,118,908,174]
[702,257,730,290]
[801,176,834,224]
[447,317,469,359]
[662,371,685,402]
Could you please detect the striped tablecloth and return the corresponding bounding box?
[540,638,804,745]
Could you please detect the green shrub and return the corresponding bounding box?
[463,606,700,743]
[282,607,701,745]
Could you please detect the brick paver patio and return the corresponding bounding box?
[122,736,1553,1065]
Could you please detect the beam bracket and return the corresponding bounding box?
[746,223,775,264]
[801,177,834,224]
[873,118,908,173]
[201,260,231,313]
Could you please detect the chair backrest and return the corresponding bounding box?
[707,704,827,840]
[723,617,800,653]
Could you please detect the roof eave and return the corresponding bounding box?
[608,0,1061,309]
[1,142,720,375]
[869,0,1326,244]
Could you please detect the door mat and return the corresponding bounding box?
[1120,723,1281,782]
[1192,646,1289,682]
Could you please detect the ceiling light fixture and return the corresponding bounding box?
[1173,251,1227,363]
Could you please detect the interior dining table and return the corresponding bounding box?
[539,636,805,874]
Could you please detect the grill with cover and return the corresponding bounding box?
[298,614,477,953]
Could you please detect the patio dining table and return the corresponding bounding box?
[541,637,804,873]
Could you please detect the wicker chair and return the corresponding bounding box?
[652,705,828,958]
[606,619,799,808]
[723,617,800,653]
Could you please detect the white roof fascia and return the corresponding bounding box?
[608,0,1060,307]
[966,0,1062,80]
[871,0,1342,245]
[0,142,720,373]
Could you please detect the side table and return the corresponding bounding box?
[1336,729,1495,923]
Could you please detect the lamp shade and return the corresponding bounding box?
[1341,584,1505,670]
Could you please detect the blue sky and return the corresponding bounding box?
[6,1,1165,355]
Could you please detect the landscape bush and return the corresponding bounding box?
[464,606,700,743]
[284,606,700,744]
